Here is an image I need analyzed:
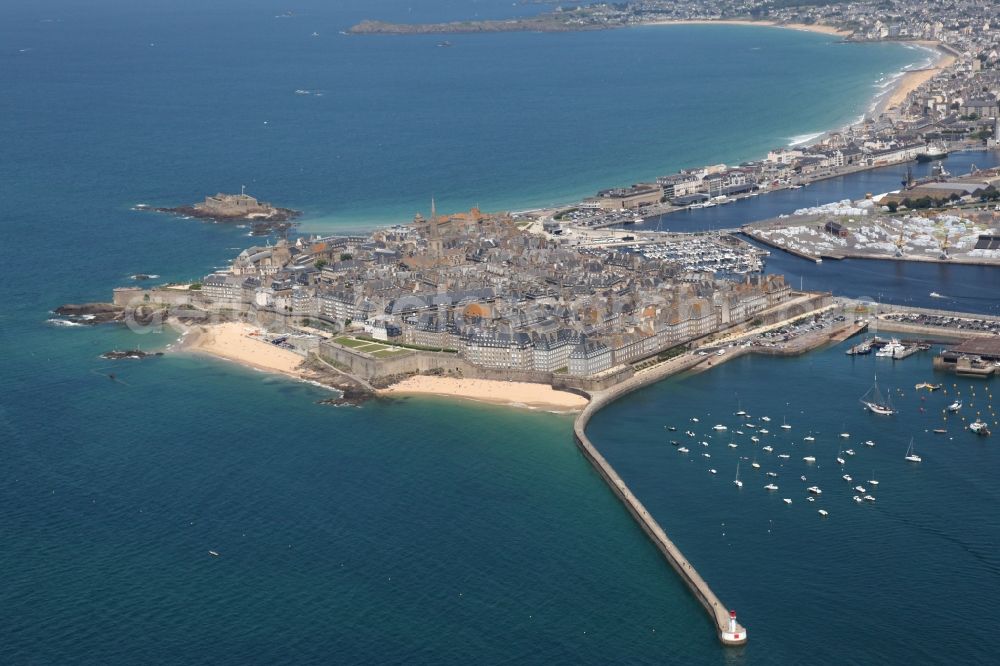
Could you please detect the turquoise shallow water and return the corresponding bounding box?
[588,340,999,663]
[3,0,988,663]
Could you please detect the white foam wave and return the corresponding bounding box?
[47,318,86,328]
[788,132,824,146]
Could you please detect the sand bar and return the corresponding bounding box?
[381,376,589,411]
[182,322,305,376]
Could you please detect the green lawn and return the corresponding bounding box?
[333,336,371,349]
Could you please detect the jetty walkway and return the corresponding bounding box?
[572,352,747,646]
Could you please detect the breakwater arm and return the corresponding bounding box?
[572,355,747,646]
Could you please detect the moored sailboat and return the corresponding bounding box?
[861,368,895,416]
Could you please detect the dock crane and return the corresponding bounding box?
[894,220,907,257]
[934,221,954,260]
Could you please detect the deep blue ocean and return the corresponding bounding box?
[2,0,996,663]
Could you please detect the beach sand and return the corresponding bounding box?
[648,19,849,38]
[380,376,589,411]
[880,52,955,112]
[182,322,306,376]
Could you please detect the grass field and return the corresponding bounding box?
[334,336,410,358]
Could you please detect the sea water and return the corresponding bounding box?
[2,0,983,662]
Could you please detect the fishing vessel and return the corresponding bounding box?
[861,368,896,415]
[916,142,948,162]
[904,438,922,463]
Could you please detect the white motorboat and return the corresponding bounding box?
[864,440,875,447]
[842,474,852,482]
[803,456,816,463]
[836,456,846,465]
[875,338,906,358]
[709,469,717,474]
[713,424,727,431]
[778,454,790,459]
[803,434,815,442]
[764,483,779,491]
[728,442,738,448]
[947,400,962,413]
[761,416,771,422]
[863,495,876,502]
[854,485,866,493]
[807,486,822,494]
[762,445,773,452]
[759,429,770,434]
[783,498,793,505]
[853,496,863,503]
[818,509,828,517]
[845,449,855,456]
[678,447,689,453]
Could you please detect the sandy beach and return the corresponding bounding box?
[880,51,955,112]
[648,19,849,38]
[181,322,306,376]
[380,376,589,411]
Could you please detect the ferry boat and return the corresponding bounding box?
[904,438,922,463]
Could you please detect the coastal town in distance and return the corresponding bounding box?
[42,0,1000,658]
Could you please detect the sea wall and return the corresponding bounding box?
[573,366,747,645]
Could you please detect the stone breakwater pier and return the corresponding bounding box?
[572,353,748,646]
